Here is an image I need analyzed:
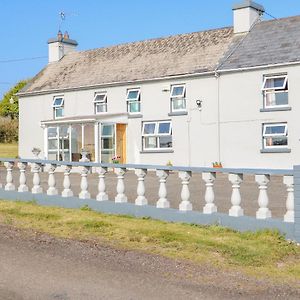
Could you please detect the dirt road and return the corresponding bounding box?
[0,225,299,300]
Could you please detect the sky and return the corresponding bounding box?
[1,0,300,98]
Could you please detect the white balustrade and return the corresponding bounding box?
[18,162,28,192]
[47,164,58,196]
[228,173,244,217]
[115,168,127,203]
[202,172,217,214]
[156,170,169,208]
[62,165,73,197]
[96,167,108,201]
[79,166,91,199]
[4,161,15,191]
[31,162,43,194]
[283,175,294,223]
[135,168,148,206]
[179,171,192,211]
[255,174,271,219]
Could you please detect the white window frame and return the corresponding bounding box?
[126,88,141,114]
[94,92,107,114]
[142,121,172,151]
[262,123,288,149]
[262,75,288,109]
[170,84,186,112]
[53,96,64,119]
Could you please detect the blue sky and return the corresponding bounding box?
[1,0,300,98]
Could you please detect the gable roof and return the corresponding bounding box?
[21,15,300,95]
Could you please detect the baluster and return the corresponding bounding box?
[4,161,15,191]
[115,168,127,203]
[135,168,147,206]
[179,171,192,211]
[18,162,28,192]
[62,165,73,197]
[79,166,91,199]
[202,172,217,214]
[284,175,294,223]
[96,167,108,201]
[255,174,271,219]
[31,162,43,194]
[228,173,244,217]
[47,164,58,196]
[156,170,169,208]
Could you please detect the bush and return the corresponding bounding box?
[0,117,18,143]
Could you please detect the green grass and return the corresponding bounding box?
[0,200,299,283]
[0,143,18,158]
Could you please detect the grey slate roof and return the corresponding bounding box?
[22,15,300,94]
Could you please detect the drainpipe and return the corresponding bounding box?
[215,71,221,163]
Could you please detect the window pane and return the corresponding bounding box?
[265,136,288,147]
[71,124,82,162]
[94,94,106,102]
[84,124,95,161]
[96,103,107,113]
[265,125,286,135]
[265,92,288,107]
[144,136,157,148]
[53,98,63,106]
[159,136,172,148]
[171,86,185,97]
[48,127,57,138]
[127,90,139,100]
[172,98,186,110]
[55,108,64,118]
[158,122,171,134]
[48,139,58,150]
[264,77,286,89]
[128,101,140,113]
[143,123,156,135]
[102,125,113,136]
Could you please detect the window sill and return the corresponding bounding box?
[140,149,174,154]
[168,111,188,116]
[260,107,291,112]
[128,113,143,119]
[260,148,291,153]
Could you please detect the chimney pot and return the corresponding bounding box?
[63,31,70,40]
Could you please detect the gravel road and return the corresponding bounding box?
[0,225,299,300]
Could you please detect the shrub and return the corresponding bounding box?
[0,117,18,143]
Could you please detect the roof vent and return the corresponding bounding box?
[232,0,265,34]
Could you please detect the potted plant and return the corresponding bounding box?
[213,162,223,168]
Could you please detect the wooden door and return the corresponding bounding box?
[116,124,126,164]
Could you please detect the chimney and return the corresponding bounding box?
[47,31,78,63]
[232,0,265,34]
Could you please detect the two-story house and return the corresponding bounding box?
[18,1,300,169]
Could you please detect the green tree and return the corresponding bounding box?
[0,80,28,119]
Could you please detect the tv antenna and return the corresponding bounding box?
[58,11,78,31]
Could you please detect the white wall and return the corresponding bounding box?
[19,63,300,169]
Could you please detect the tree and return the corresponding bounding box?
[0,80,28,119]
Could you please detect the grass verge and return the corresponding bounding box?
[0,199,299,283]
[0,143,18,158]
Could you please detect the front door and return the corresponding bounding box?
[116,124,126,164]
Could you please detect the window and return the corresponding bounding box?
[94,92,107,113]
[170,84,186,112]
[262,123,288,149]
[262,75,288,108]
[142,121,172,150]
[53,96,64,119]
[126,89,140,113]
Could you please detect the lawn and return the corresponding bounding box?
[0,200,299,284]
[0,143,18,158]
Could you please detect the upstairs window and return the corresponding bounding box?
[53,96,64,119]
[262,75,288,108]
[142,121,172,150]
[94,92,107,113]
[126,88,141,113]
[262,123,288,149]
[170,84,186,112]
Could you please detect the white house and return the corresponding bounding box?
[18,1,300,169]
